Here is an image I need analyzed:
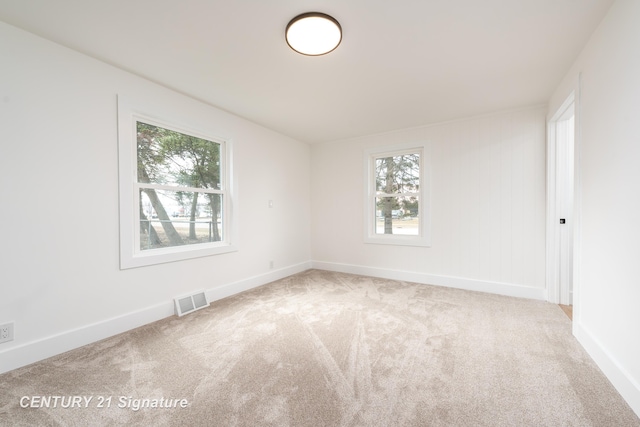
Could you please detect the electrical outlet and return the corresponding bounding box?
[0,322,14,344]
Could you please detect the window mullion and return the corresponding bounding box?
[376,192,419,198]
[137,182,223,195]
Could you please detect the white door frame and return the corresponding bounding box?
[546,92,576,305]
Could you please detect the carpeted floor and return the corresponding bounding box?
[1,269,638,426]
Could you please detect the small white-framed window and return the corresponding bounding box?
[118,95,237,269]
[364,143,431,246]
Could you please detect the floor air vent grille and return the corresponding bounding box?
[175,291,209,316]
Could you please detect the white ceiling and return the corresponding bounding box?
[0,0,613,144]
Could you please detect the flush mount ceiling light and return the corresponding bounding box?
[286,12,342,56]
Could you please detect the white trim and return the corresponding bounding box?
[117,95,238,269]
[136,182,225,195]
[0,261,312,375]
[312,261,546,300]
[574,322,640,417]
[546,91,576,304]
[571,73,583,330]
[4,258,637,419]
[0,301,173,375]
[206,262,312,302]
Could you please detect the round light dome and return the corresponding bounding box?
[286,12,342,56]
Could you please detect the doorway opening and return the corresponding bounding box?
[547,93,575,308]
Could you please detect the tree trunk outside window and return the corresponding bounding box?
[384,157,395,234]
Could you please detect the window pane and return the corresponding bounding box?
[137,121,221,189]
[375,153,420,194]
[375,196,419,235]
[139,189,222,251]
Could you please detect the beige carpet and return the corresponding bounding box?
[1,270,638,426]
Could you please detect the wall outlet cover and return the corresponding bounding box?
[0,322,14,344]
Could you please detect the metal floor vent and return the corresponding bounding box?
[175,291,209,317]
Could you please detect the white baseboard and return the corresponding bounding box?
[3,260,637,420]
[312,261,640,417]
[206,261,312,302]
[312,261,546,300]
[0,300,174,376]
[0,261,312,375]
[574,322,640,418]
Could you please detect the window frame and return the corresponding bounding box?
[117,95,237,269]
[364,143,431,247]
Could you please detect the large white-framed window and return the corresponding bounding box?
[118,95,237,269]
[364,143,431,246]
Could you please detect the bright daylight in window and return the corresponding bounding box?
[136,121,224,251]
[118,96,236,269]
[365,144,430,246]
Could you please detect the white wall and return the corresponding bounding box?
[4,4,638,415]
[549,0,640,415]
[0,21,311,373]
[311,107,547,299]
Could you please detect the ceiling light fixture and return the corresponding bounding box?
[286,12,342,56]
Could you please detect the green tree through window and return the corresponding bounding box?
[136,122,223,250]
[375,153,420,235]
